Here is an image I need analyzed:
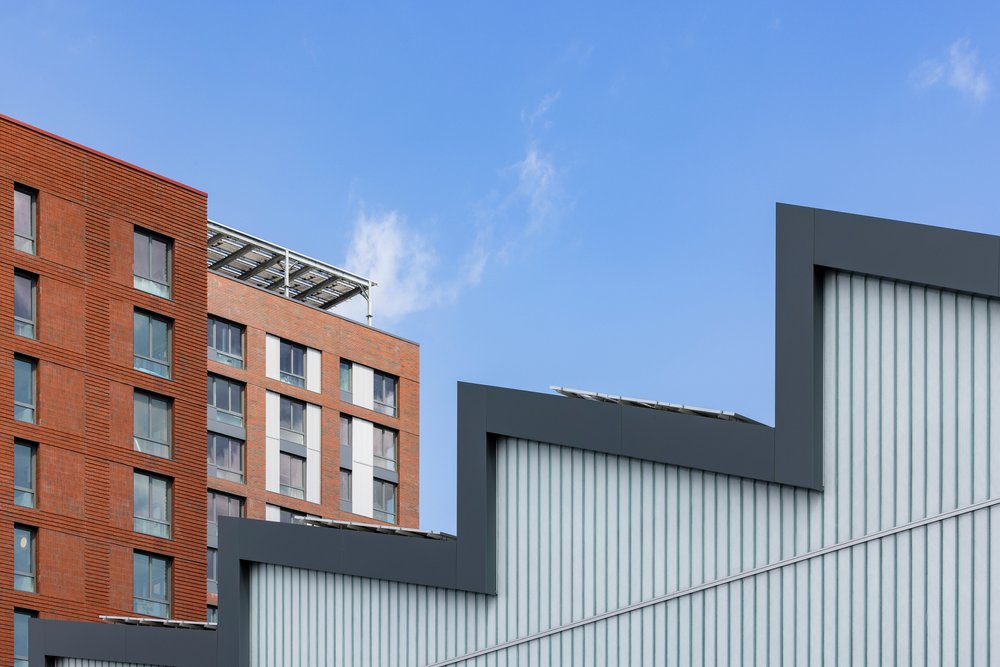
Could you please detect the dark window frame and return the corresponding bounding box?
[279,451,306,500]
[14,439,36,508]
[13,271,37,339]
[133,310,172,379]
[133,390,172,459]
[207,432,244,483]
[13,184,37,255]
[13,355,36,424]
[207,374,244,427]
[373,370,397,417]
[133,471,172,539]
[133,227,172,299]
[373,479,397,524]
[207,316,244,368]
[279,338,306,388]
[373,424,397,472]
[13,524,36,593]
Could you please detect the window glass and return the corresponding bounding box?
[340,415,352,448]
[133,229,172,298]
[13,356,35,423]
[206,547,217,586]
[207,375,244,426]
[374,371,397,416]
[13,185,36,254]
[207,432,244,483]
[373,480,397,524]
[207,605,218,624]
[134,472,171,538]
[134,391,171,458]
[14,440,36,508]
[279,396,305,445]
[134,311,171,378]
[133,552,170,618]
[340,360,352,400]
[207,490,244,540]
[13,525,35,592]
[207,317,244,368]
[340,469,352,503]
[13,609,36,667]
[373,425,397,471]
[279,339,306,387]
[279,452,306,499]
[14,272,36,339]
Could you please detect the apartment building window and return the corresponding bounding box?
[207,432,244,483]
[207,316,244,368]
[133,228,172,298]
[13,355,36,424]
[133,551,170,618]
[13,185,37,254]
[279,396,305,446]
[134,471,171,538]
[374,371,397,417]
[340,360,352,402]
[14,271,36,338]
[340,469,352,502]
[134,391,171,458]
[279,339,306,387]
[13,525,35,592]
[134,310,171,378]
[207,491,243,540]
[340,415,352,449]
[206,605,218,624]
[373,424,397,472]
[279,452,306,499]
[373,480,397,524]
[206,547,217,591]
[274,506,303,524]
[14,440,36,508]
[207,374,244,426]
[14,609,36,667]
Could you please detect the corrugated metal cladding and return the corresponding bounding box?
[248,270,1000,666]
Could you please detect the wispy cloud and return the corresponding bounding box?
[334,92,568,325]
[911,38,990,102]
[335,209,485,324]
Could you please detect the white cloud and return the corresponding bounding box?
[515,143,559,233]
[334,209,485,325]
[912,38,990,102]
[522,91,561,127]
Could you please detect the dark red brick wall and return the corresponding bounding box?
[0,115,208,662]
[205,274,419,603]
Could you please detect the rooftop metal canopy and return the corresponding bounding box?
[206,220,377,325]
[550,386,763,425]
[299,516,456,541]
[99,615,217,630]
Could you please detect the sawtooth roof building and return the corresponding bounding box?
[31,205,1000,665]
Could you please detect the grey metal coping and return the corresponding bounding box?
[33,204,1000,667]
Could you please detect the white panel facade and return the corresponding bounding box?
[265,334,279,381]
[265,504,281,522]
[305,403,322,503]
[352,417,375,518]
[264,391,280,493]
[353,363,375,410]
[306,347,322,393]
[249,271,1000,666]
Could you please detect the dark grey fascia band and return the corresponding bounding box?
[33,204,1000,666]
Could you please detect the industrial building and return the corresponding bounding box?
[30,204,1000,665]
[0,114,419,665]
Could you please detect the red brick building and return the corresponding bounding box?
[0,115,419,662]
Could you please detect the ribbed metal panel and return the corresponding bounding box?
[249,270,1000,666]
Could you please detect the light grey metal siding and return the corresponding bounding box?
[249,270,1000,666]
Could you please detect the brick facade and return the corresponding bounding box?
[0,115,208,663]
[205,274,420,606]
[0,115,421,655]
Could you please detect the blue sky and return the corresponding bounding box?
[4,2,1000,532]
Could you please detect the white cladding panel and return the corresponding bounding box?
[351,417,375,518]
[265,334,279,381]
[306,403,322,503]
[353,363,374,410]
[249,271,1000,665]
[265,504,281,522]
[264,391,280,493]
[306,347,322,393]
